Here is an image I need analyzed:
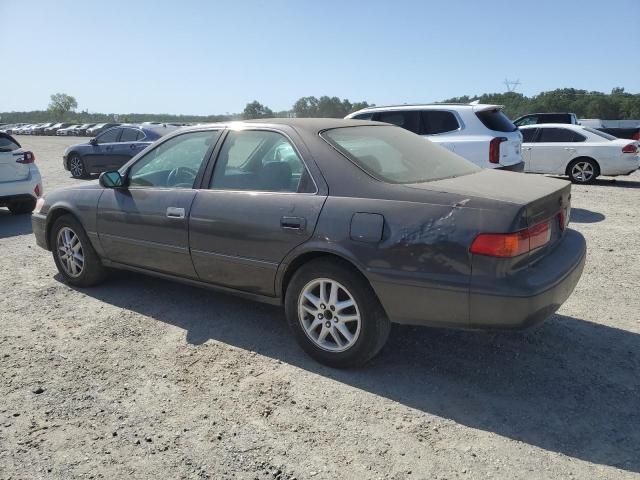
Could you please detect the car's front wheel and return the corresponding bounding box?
[69,154,88,179]
[285,258,391,368]
[51,214,107,287]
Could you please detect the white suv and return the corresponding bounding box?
[346,104,524,171]
[0,133,43,214]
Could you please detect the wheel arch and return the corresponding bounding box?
[45,206,85,250]
[565,156,601,177]
[278,250,372,302]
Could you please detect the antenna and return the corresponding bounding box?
[504,79,521,92]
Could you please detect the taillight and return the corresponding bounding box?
[489,137,507,164]
[632,132,640,141]
[16,151,35,164]
[470,220,552,258]
[621,143,638,154]
[34,184,41,197]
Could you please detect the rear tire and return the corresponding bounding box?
[8,199,36,215]
[568,158,598,184]
[69,154,88,179]
[50,214,107,287]
[285,258,391,368]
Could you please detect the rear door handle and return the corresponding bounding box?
[166,207,185,219]
[281,216,306,231]
[564,147,576,151]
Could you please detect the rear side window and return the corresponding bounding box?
[0,133,21,151]
[120,128,144,142]
[476,109,517,132]
[539,128,585,143]
[352,113,374,120]
[521,128,538,142]
[420,110,459,134]
[584,127,617,141]
[322,125,479,184]
[373,111,420,134]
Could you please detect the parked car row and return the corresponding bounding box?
[0,121,189,137]
[348,104,639,184]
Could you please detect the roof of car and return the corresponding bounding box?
[519,123,584,130]
[180,118,388,135]
[350,103,500,112]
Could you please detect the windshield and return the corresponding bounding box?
[322,125,480,184]
[583,127,617,141]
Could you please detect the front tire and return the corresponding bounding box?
[50,214,107,287]
[69,154,88,179]
[285,258,391,368]
[8,198,36,215]
[568,158,598,184]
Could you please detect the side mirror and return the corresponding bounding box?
[89,137,98,145]
[99,170,124,188]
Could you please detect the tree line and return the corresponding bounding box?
[2,88,639,124]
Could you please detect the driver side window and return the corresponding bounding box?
[129,130,220,188]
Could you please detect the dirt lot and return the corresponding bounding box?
[1,135,639,480]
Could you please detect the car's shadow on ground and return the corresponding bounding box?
[0,210,33,238]
[57,272,640,473]
[570,207,605,223]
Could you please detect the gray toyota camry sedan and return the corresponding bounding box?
[32,119,586,367]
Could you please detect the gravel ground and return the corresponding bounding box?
[1,135,639,480]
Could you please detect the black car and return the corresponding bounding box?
[62,126,164,178]
[32,119,585,367]
[513,113,578,127]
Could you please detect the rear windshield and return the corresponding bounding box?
[475,109,517,132]
[0,133,21,151]
[322,125,479,184]
[583,127,617,141]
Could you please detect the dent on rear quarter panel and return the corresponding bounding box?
[311,195,507,328]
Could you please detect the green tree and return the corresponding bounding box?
[292,96,372,118]
[47,93,78,120]
[243,100,274,119]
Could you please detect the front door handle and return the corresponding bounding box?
[523,147,532,150]
[281,216,306,231]
[166,207,185,219]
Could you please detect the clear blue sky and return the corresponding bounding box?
[1,0,638,115]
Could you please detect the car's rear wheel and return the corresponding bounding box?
[285,258,390,368]
[8,198,36,215]
[568,158,598,184]
[69,154,88,179]
[51,214,107,287]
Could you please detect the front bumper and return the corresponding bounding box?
[32,212,48,250]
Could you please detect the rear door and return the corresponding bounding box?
[189,128,326,296]
[529,127,583,174]
[0,134,28,182]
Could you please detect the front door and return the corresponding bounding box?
[528,127,578,174]
[84,127,122,173]
[189,129,326,296]
[97,129,222,277]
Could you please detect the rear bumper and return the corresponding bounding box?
[370,228,585,330]
[497,161,525,172]
[32,212,48,250]
[468,228,586,329]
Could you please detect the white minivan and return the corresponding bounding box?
[346,103,524,171]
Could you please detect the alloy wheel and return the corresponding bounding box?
[571,161,594,183]
[70,156,84,177]
[298,278,361,352]
[56,227,84,277]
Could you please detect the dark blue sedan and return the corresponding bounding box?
[63,126,165,178]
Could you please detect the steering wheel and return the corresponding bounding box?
[167,166,197,187]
